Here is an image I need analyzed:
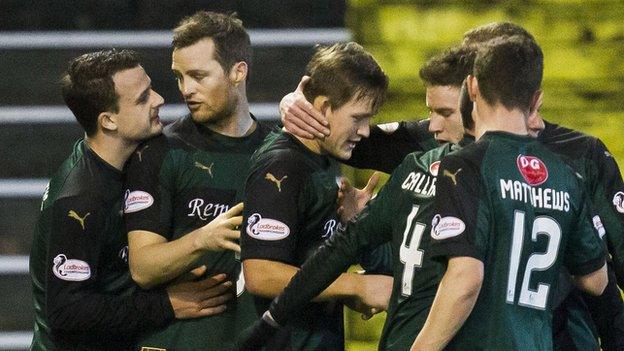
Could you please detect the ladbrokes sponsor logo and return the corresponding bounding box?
[431,214,465,239]
[246,213,290,241]
[516,155,548,186]
[52,254,91,281]
[613,192,624,214]
[124,190,154,213]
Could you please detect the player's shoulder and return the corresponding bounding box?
[539,120,600,153]
[126,133,171,168]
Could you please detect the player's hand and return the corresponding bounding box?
[167,273,233,319]
[337,172,381,223]
[234,311,280,351]
[280,76,330,139]
[348,274,393,318]
[193,202,243,252]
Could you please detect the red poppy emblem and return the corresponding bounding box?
[516,155,548,186]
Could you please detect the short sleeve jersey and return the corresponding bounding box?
[241,131,344,350]
[123,115,273,351]
[30,140,173,351]
[429,132,606,351]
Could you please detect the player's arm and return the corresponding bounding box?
[565,191,608,296]
[45,197,228,340]
[242,153,399,321]
[590,138,624,287]
[412,154,485,351]
[123,138,241,288]
[280,76,435,173]
[411,256,483,351]
[127,204,242,288]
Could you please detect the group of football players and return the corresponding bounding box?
[29,8,624,351]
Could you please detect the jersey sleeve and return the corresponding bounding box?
[346,120,436,173]
[564,194,607,276]
[123,136,174,239]
[45,196,174,340]
[241,153,310,264]
[268,162,402,325]
[428,154,486,261]
[589,139,624,286]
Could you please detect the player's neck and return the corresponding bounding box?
[201,93,255,137]
[293,133,323,155]
[85,134,137,171]
[474,101,528,140]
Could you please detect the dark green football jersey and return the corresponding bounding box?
[429,132,606,350]
[257,139,468,351]
[30,140,173,351]
[123,115,273,351]
[241,131,344,350]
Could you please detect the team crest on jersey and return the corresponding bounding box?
[516,155,548,186]
[613,192,624,214]
[430,214,465,239]
[124,190,154,213]
[429,161,440,177]
[52,254,91,281]
[246,213,290,240]
[265,173,287,192]
[68,210,90,230]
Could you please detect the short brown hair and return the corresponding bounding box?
[61,49,140,136]
[303,42,388,113]
[419,45,474,88]
[172,11,252,74]
[474,35,543,113]
[462,22,535,46]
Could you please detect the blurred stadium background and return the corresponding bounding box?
[0,1,622,350]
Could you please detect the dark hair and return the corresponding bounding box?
[459,79,474,130]
[473,35,543,113]
[419,45,475,87]
[462,22,535,46]
[302,42,388,113]
[172,11,252,75]
[61,49,140,136]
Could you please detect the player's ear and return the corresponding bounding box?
[466,75,479,102]
[312,95,331,117]
[99,111,118,132]
[529,90,543,116]
[229,61,248,86]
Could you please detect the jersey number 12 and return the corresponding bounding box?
[506,210,561,310]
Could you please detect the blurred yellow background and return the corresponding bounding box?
[343,1,624,349]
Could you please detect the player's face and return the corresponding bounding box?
[426,85,464,144]
[111,66,164,142]
[171,38,238,125]
[320,97,374,160]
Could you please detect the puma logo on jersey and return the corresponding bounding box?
[443,168,462,186]
[68,210,90,230]
[136,144,149,162]
[265,173,288,192]
[194,161,214,178]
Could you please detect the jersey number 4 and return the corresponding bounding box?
[400,205,426,297]
[506,210,562,310]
